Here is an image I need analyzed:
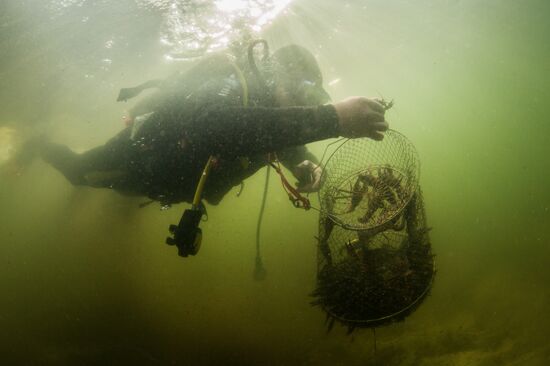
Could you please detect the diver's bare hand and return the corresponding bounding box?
[294,160,322,193]
[333,97,389,140]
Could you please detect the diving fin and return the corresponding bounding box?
[117,79,164,102]
[117,87,142,102]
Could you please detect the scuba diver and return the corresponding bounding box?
[29,42,389,206]
[7,41,389,256]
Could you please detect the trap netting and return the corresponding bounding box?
[312,132,435,330]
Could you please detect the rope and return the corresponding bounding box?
[254,165,270,280]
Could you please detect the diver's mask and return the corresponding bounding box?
[288,78,332,106]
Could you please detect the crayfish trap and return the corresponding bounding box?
[312,131,435,331]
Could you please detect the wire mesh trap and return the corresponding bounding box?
[313,132,435,331]
[319,131,420,231]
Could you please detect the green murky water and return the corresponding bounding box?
[1,1,549,365]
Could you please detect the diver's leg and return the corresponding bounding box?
[40,142,87,184]
[41,128,133,187]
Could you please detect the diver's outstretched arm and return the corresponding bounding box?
[189,105,340,158]
[189,96,389,158]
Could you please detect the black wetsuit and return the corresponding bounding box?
[42,54,340,205]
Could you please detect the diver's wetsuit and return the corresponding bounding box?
[41,54,340,205]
